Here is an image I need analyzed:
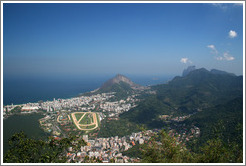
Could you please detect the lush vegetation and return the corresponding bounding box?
[96,81,135,101]
[119,68,243,162]
[80,113,92,124]
[184,97,243,152]
[4,128,242,163]
[4,131,86,163]
[153,68,243,112]
[120,95,173,128]
[122,143,144,158]
[121,69,243,135]
[98,118,139,137]
[125,130,242,163]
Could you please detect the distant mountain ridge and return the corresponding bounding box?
[120,67,242,126]
[210,69,236,76]
[182,66,237,77]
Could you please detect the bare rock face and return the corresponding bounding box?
[182,66,196,77]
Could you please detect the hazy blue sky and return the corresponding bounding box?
[3,3,244,77]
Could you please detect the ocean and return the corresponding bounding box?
[3,74,173,105]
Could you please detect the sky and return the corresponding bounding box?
[3,2,244,78]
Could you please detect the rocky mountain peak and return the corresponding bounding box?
[182,66,196,77]
[100,74,140,90]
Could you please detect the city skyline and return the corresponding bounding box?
[3,2,244,77]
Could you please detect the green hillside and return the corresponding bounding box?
[184,97,243,150]
[153,68,243,111]
[121,68,242,122]
[120,68,243,148]
[96,81,134,100]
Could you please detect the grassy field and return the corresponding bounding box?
[80,113,93,125]
[75,113,84,121]
[96,113,100,126]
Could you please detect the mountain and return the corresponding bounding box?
[159,68,242,111]
[184,97,243,148]
[87,74,145,100]
[120,67,243,126]
[100,74,141,90]
[210,69,236,76]
[182,66,196,77]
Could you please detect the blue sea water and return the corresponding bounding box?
[3,74,173,105]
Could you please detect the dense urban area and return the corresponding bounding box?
[3,90,200,163]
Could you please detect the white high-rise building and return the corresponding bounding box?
[83,135,88,142]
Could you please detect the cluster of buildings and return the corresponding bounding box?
[66,130,155,163]
[101,102,134,117]
[63,124,201,163]
[3,91,137,118]
[171,114,192,122]
[39,114,63,137]
[99,94,139,117]
[169,124,200,144]
[3,103,40,118]
[3,104,16,117]
[37,92,139,118]
[40,92,116,112]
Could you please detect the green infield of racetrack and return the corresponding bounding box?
[79,113,93,125]
[74,113,84,121]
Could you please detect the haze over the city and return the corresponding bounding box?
[3,3,243,77]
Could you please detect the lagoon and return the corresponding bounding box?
[3,113,49,155]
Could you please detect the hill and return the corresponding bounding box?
[120,67,243,126]
[118,67,243,158]
[184,97,243,150]
[85,74,146,100]
[100,74,141,90]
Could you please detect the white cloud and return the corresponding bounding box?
[211,3,228,10]
[207,45,215,49]
[207,45,234,61]
[233,3,243,6]
[207,45,218,55]
[214,52,235,61]
[223,52,235,61]
[229,30,237,38]
[180,58,188,63]
[211,3,243,10]
[215,56,223,61]
[180,58,192,64]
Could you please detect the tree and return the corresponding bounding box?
[141,130,194,163]
[197,138,232,163]
[195,120,243,163]
[4,131,86,163]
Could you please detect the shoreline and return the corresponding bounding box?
[3,111,45,120]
